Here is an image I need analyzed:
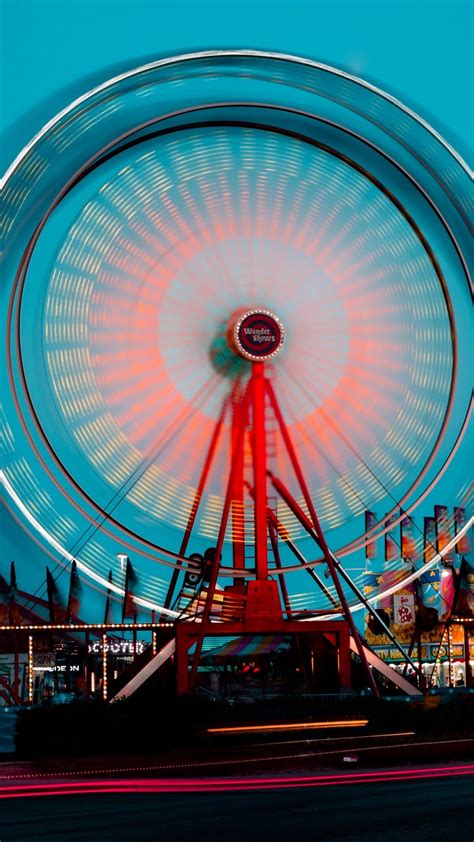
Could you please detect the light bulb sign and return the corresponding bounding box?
[229,309,285,361]
[88,639,145,656]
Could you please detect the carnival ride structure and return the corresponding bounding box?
[1,52,472,701]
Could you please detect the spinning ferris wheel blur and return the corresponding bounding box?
[1,52,472,618]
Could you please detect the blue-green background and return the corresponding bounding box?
[0,0,472,621]
[1,0,472,174]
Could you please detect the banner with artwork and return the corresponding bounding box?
[424,517,437,563]
[435,505,454,565]
[385,513,399,562]
[393,593,415,626]
[363,569,407,610]
[454,507,471,555]
[439,567,456,621]
[419,565,455,622]
[400,516,417,563]
[365,510,378,560]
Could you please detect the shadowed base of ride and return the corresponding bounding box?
[10,689,474,762]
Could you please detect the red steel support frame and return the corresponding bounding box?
[188,383,252,689]
[179,361,358,696]
[265,379,380,698]
[231,382,246,578]
[252,363,269,580]
[176,619,351,696]
[268,520,292,619]
[269,471,420,676]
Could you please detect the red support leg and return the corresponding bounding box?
[269,471,420,674]
[176,627,199,696]
[162,398,228,618]
[252,363,268,580]
[338,626,351,690]
[268,519,293,619]
[231,382,246,580]
[266,500,339,609]
[464,625,472,688]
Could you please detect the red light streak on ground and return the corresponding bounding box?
[0,765,472,799]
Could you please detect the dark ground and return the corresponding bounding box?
[0,774,473,842]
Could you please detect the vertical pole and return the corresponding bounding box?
[102,633,108,702]
[231,384,246,580]
[447,624,453,688]
[264,500,339,609]
[430,622,448,687]
[28,635,34,705]
[464,624,472,688]
[85,630,90,701]
[176,629,190,696]
[413,582,425,690]
[338,626,351,690]
[162,399,228,617]
[13,630,19,701]
[268,520,292,619]
[252,363,268,581]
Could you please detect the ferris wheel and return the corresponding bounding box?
[1,52,472,652]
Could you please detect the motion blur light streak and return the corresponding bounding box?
[0,469,181,618]
[0,765,473,798]
[1,468,471,615]
[207,720,369,733]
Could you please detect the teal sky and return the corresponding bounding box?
[0,0,472,622]
[1,0,473,174]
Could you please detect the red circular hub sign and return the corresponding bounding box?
[228,309,285,361]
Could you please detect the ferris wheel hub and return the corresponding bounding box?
[227,308,285,361]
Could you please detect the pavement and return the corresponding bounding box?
[0,770,473,841]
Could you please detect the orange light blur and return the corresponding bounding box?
[207,719,369,734]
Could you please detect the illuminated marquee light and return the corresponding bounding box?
[28,635,34,704]
[102,634,108,701]
[88,639,145,655]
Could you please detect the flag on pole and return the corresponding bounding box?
[9,561,21,625]
[423,517,437,563]
[104,569,113,625]
[122,558,139,622]
[384,513,399,562]
[454,507,471,555]
[400,516,417,563]
[364,511,378,561]
[0,571,9,624]
[435,505,454,565]
[439,567,456,621]
[418,567,441,620]
[363,569,406,609]
[46,567,62,624]
[419,568,441,586]
[66,560,82,622]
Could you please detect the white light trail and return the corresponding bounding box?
[0,469,180,618]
